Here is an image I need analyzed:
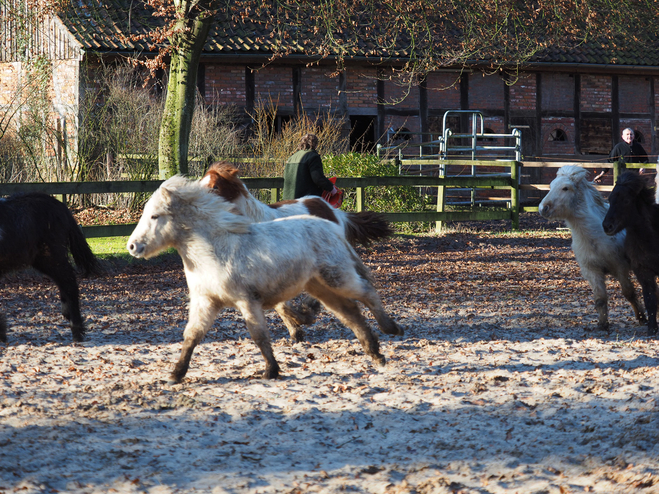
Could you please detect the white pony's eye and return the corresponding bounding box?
[151,214,160,220]
[562,186,569,191]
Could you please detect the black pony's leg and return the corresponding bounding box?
[636,272,658,337]
[0,314,6,343]
[32,251,85,342]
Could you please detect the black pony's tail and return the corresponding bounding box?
[62,207,100,276]
[343,211,394,247]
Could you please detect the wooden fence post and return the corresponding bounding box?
[356,179,364,212]
[613,159,622,184]
[435,167,446,232]
[511,161,520,231]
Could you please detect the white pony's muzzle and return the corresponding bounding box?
[127,240,146,258]
[538,203,552,219]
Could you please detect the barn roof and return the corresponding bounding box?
[57,0,659,69]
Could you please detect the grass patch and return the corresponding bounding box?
[86,236,178,264]
[87,236,131,257]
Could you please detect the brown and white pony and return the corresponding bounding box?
[200,161,393,247]
[127,176,403,383]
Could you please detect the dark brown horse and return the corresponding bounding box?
[0,193,99,342]
[602,172,659,336]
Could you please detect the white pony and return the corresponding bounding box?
[127,175,403,383]
[200,161,393,340]
[539,165,645,331]
[199,161,393,246]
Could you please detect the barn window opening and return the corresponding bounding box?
[634,130,644,143]
[548,129,567,142]
[478,127,496,142]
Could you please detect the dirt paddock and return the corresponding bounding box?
[1,216,658,494]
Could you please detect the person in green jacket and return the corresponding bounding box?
[282,133,339,200]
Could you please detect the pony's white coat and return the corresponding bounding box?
[539,165,645,330]
[127,176,402,382]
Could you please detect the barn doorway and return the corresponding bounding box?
[350,116,376,153]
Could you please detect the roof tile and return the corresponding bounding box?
[57,0,659,67]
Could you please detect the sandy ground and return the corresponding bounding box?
[1,227,658,494]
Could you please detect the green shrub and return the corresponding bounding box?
[323,153,431,232]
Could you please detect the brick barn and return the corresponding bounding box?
[2,1,659,169]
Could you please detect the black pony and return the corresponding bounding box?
[602,172,659,336]
[0,193,99,342]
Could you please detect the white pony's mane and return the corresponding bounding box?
[239,184,280,222]
[556,165,608,215]
[161,175,251,233]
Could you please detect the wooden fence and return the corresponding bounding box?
[2,159,650,238]
[518,161,654,212]
[0,160,522,237]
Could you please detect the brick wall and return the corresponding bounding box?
[383,79,419,108]
[619,75,650,114]
[542,73,574,111]
[0,59,79,151]
[482,116,506,149]
[51,59,80,152]
[580,75,611,112]
[204,65,245,105]
[541,117,576,155]
[425,72,461,109]
[0,62,18,106]
[509,74,536,111]
[346,68,378,111]
[254,66,293,109]
[385,116,420,144]
[300,67,340,111]
[469,73,504,110]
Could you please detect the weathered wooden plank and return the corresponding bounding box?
[520,184,614,192]
[0,171,518,237]
[0,181,163,195]
[242,177,285,188]
[81,224,137,238]
[0,178,285,196]
[381,210,511,222]
[520,161,653,169]
[335,175,512,188]
[400,159,518,167]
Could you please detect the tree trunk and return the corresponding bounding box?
[158,14,213,179]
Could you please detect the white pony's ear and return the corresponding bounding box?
[158,184,184,211]
[159,185,174,204]
[159,175,190,206]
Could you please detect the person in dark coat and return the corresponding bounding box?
[594,128,648,182]
[282,133,338,200]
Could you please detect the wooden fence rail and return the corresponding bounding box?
[2,160,651,237]
[518,161,655,212]
[0,161,521,238]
